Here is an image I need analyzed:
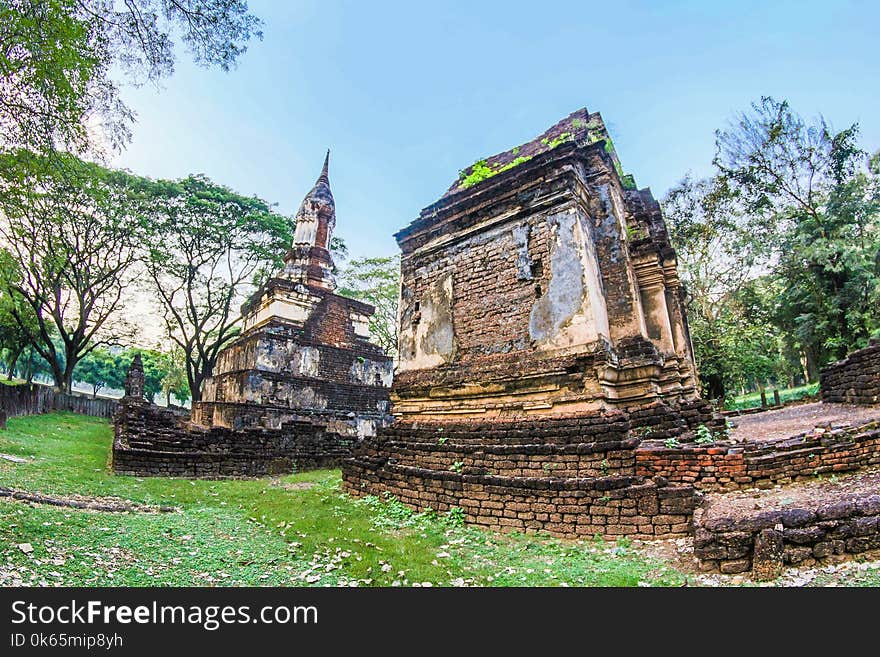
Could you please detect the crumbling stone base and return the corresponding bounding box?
[693,471,880,575]
[112,398,358,478]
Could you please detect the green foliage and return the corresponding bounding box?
[73,348,123,397]
[726,383,819,411]
[0,250,39,379]
[694,425,715,445]
[458,155,534,189]
[141,173,293,401]
[449,460,464,473]
[540,132,573,149]
[663,438,681,449]
[715,97,880,363]
[337,255,400,357]
[0,150,148,392]
[160,347,191,405]
[667,99,878,400]
[459,159,495,188]
[0,0,262,155]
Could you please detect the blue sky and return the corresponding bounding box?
[112,0,880,261]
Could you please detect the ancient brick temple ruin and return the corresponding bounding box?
[344,108,720,538]
[113,154,393,477]
[191,151,393,434]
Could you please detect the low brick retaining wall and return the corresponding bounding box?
[345,409,880,543]
[344,461,697,539]
[636,419,880,491]
[821,340,880,406]
[343,402,717,539]
[112,398,357,478]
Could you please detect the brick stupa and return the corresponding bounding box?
[343,109,719,538]
[192,152,393,438]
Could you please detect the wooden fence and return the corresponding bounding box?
[0,383,119,421]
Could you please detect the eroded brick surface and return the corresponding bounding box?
[343,108,715,537]
[113,154,392,477]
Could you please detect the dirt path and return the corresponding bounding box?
[701,468,880,524]
[731,402,880,442]
[0,487,177,513]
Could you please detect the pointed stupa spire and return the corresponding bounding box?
[297,149,335,218]
[284,150,338,291]
[318,149,330,184]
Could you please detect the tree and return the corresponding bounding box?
[142,174,292,401]
[74,346,123,397]
[160,347,190,406]
[715,96,880,362]
[0,150,146,392]
[13,345,53,383]
[662,175,774,399]
[1,0,262,154]
[337,255,400,357]
[0,249,40,379]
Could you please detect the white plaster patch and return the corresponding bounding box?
[298,346,321,377]
[529,211,604,349]
[397,273,456,372]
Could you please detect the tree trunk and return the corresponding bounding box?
[60,346,80,395]
[6,347,21,381]
[803,347,821,383]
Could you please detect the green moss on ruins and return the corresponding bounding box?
[454,110,638,193]
[540,132,573,149]
[459,155,533,189]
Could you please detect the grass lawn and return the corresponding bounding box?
[0,413,876,587]
[725,382,819,411]
[0,413,685,587]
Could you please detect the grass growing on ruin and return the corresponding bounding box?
[2,413,876,588]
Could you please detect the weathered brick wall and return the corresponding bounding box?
[389,109,702,422]
[344,460,697,539]
[694,491,880,575]
[366,412,638,479]
[820,340,880,406]
[636,419,880,491]
[344,413,880,539]
[343,407,713,539]
[112,399,356,478]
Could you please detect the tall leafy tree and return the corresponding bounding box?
[0,150,146,392]
[160,346,190,406]
[1,0,262,154]
[662,175,776,399]
[142,174,292,401]
[337,255,400,357]
[715,96,880,362]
